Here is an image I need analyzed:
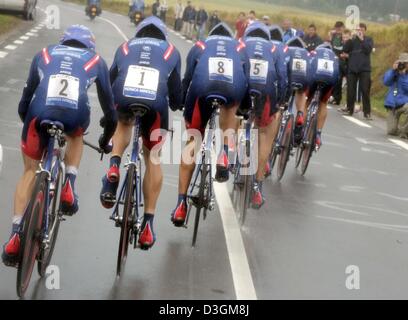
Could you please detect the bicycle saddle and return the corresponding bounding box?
[205,95,227,107]
[128,103,151,117]
[40,120,65,132]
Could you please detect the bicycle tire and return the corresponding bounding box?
[191,163,209,247]
[116,164,135,276]
[17,171,48,297]
[37,162,63,277]
[277,116,294,181]
[301,114,317,176]
[295,144,303,169]
[240,169,251,226]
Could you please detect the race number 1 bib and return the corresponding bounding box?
[123,65,160,100]
[292,58,307,74]
[46,74,80,109]
[209,57,233,83]
[249,59,269,84]
[317,59,334,74]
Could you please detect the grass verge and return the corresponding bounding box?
[0,13,20,36]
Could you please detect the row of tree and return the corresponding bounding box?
[261,0,407,20]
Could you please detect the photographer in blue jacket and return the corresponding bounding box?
[384,53,408,138]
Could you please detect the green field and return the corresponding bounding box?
[0,14,20,36]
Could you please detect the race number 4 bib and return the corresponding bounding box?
[317,59,334,74]
[292,58,307,74]
[123,65,160,100]
[249,59,268,84]
[208,57,233,83]
[46,74,80,109]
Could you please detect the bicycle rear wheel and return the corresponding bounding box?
[17,172,48,297]
[239,140,252,225]
[38,161,63,277]
[116,164,135,276]
[192,163,209,247]
[277,116,294,181]
[300,114,317,176]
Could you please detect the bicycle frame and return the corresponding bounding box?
[110,116,143,233]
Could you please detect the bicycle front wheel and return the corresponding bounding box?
[38,161,63,277]
[17,172,48,298]
[116,164,135,276]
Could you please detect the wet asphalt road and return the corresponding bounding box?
[1,0,408,300]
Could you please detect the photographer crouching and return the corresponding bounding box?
[384,53,408,139]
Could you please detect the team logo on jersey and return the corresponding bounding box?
[143,46,151,52]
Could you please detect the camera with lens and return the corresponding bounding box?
[398,62,407,71]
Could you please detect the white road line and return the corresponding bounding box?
[211,154,257,300]
[0,51,8,58]
[26,32,37,37]
[20,36,29,40]
[98,17,129,41]
[389,138,408,151]
[14,40,24,45]
[376,192,408,202]
[342,116,372,128]
[5,45,17,50]
[186,40,193,44]
[30,29,38,33]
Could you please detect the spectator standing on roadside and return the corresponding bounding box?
[383,53,408,139]
[152,0,160,17]
[159,0,168,23]
[208,10,220,31]
[182,1,193,36]
[303,24,323,52]
[187,5,196,40]
[195,5,208,41]
[282,19,299,43]
[235,12,247,39]
[174,0,184,31]
[262,15,271,26]
[329,21,346,105]
[342,23,374,120]
[247,10,257,26]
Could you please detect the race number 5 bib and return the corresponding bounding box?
[123,65,160,100]
[46,74,80,109]
[208,57,233,83]
[249,59,269,84]
[317,59,334,74]
[292,58,307,74]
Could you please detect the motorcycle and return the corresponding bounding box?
[130,10,144,26]
[86,3,101,21]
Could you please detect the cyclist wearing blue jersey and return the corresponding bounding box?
[307,42,339,147]
[100,17,183,250]
[285,36,312,144]
[242,22,288,208]
[171,22,249,226]
[2,25,117,266]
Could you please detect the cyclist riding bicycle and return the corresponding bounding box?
[241,22,288,209]
[307,42,339,148]
[2,25,117,266]
[171,22,249,226]
[100,16,182,250]
[285,36,312,145]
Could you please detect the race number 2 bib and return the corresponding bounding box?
[46,74,80,109]
[123,65,160,100]
[249,59,269,84]
[317,59,334,74]
[208,57,233,83]
[292,58,307,74]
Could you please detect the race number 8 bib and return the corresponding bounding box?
[292,59,307,74]
[208,57,233,83]
[47,74,80,109]
[317,59,334,74]
[123,65,160,100]
[250,59,269,84]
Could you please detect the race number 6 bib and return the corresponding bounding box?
[208,57,233,83]
[317,59,334,74]
[123,65,160,100]
[292,58,307,74]
[46,74,80,109]
[249,59,269,84]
